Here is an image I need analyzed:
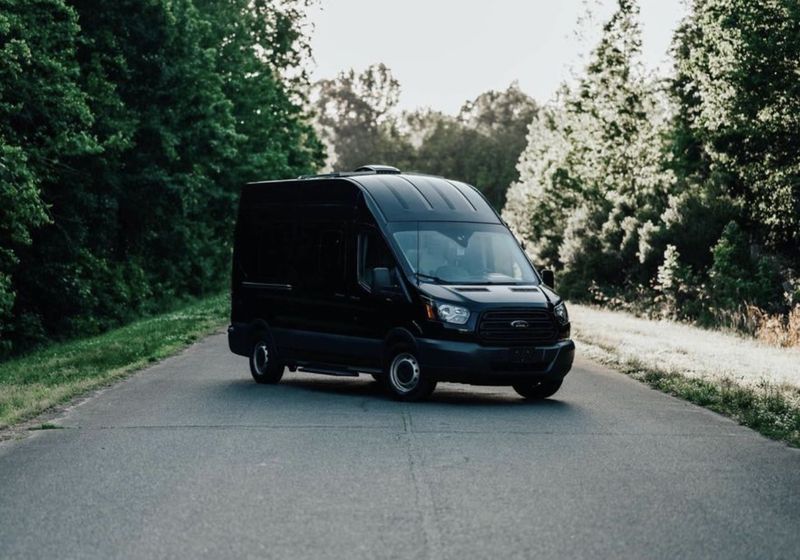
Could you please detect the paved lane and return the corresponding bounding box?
[1,333,798,559]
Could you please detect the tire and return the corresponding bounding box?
[249,333,284,384]
[512,379,563,400]
[381,344,436,401]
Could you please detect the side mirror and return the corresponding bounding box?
[371,267,393,292]
[541,269,555,289]
[371,267,404,301]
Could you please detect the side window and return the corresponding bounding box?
[296,224,345,294]
[257,223,296,283]
[236,211,259,279]
[318,229,345,292]
[358,230,396,291]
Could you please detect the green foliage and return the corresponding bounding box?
[505,0,674,297]
[708,222,783,314]
[1,0,322,356]
[674,0,800,255]
[315,67,537,209]
[409,84,538,209]
[0,0,96,352]
[654,245,701,320]
[504,0,799,332]
[315,63,414,171]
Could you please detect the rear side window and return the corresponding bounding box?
[257,224,296,283]
[297,224,345,294]
[236,211,295,284]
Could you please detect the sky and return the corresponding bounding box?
[306,0,688,114]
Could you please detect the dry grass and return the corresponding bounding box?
[571,303,800,446]
[571,304,800,389]
[755,305,800,347]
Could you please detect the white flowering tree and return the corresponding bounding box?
[504,0,674,296]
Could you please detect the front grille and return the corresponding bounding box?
[478,308,558,346]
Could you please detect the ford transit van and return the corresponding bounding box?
[228,165,574,401]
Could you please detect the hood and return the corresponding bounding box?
[418,283,556,307]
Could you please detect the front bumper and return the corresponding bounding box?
[416,338,575,385]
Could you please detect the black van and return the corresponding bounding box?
[228,165,574,401]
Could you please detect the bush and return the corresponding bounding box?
[654,245,702,320]
[708,222,783,316]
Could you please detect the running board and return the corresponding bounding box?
[297,366,359,377]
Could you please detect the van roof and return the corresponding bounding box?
[348,172,499,223]
[245,165,501,224]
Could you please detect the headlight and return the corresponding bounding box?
[554,302,569,325]
[436,303,470,325]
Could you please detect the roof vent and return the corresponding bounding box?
[354,164,401,175]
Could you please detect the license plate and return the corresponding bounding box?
[510,347,543,364]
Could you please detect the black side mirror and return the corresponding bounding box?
[541,269,555,289]
[371,267,404,301]
[371,267,393,292]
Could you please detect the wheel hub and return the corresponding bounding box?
[253,343,269,375]
[390,353,420,393]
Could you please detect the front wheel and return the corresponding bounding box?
[382,345,436,401]
[512,379,563,400]
[249,335,284,384]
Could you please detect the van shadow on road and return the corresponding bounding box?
[286,376,571,407]
[216,371,575,411]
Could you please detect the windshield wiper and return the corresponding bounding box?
[415,273,446,284]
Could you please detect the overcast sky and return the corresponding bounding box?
[306,0,687,114]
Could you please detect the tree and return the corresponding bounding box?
[315,69,537,208]
[0,0,95,350]
[411,83,537,208]
[314,63,413,171]
[3,0,323,354]
[673,0,800,256]
[504,0,674,296]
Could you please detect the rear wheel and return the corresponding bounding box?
[249,334,284,384]
[512,379,562,400]
[382,345,436,401]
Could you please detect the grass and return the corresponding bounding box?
[572,304,800,447]
[0,294,228,430]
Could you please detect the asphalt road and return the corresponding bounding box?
[1,333,799,560]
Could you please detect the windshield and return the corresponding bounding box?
[389,222,538,285]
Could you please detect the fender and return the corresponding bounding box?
[383,327,419,355]
[249,318,271,339]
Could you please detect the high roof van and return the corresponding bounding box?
[228,165,574,401]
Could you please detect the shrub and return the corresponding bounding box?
[708,222,783,316]
[654,245,701,320]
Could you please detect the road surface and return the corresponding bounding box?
[1,333,798,559]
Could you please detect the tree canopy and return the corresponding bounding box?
[504,0,799,328]
[314,65,537,209]
[0,0,322,355]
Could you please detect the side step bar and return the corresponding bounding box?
[298,366,358,377]
[296,364,381,377]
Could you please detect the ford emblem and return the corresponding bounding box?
[510,320,529,328]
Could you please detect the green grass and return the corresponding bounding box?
[0,294,228,429]
[578,339,800,447]
[638,372,800,446]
